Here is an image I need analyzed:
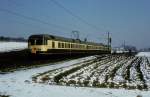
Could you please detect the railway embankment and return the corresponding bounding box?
[0,49,89,72]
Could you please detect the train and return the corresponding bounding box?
[28,34,111,55]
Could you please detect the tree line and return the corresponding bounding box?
[0,36,27,42]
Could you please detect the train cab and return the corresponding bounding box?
[28,35,49,54]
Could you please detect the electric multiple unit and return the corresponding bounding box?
[28,34,111,55]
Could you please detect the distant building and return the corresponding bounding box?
[111,45,137,54]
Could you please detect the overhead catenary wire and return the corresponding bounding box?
[0,8,72,31]
[5,0,106,34]
[9,20,63,34]
[50,0,101,31]
[7,0,85,32]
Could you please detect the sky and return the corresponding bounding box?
[0,0,150,49]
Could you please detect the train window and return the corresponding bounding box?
[62,43,64,48]
[29,38,46,45]
[71,44,73,48]
[36,39,43,45]
[52,41,55,48]
[68,44,70,48]
[58,42,61,48]
[29,39,35,45]
[65,43,67,48]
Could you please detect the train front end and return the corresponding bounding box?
[28,35,48,54]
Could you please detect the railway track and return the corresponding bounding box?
[0,49,90,72]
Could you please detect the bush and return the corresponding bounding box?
[92,80,99,87]
[0,95,9,97]
[137,95,142,97]
[97,83,107,88]
[108,82,115,88]
[67,80,76,85]
[83,80,89,86]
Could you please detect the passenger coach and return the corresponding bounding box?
[28,34,111,55]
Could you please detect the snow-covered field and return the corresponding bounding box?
[0,55,150,97]
[0,42,27,52]
[34,55,150,90]
[136,52,150,57]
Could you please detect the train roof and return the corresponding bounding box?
[29,34,107,46]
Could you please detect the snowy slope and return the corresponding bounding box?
[0,42,27,52]
[0,56,150,97]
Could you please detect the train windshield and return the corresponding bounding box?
[28,38,47,45]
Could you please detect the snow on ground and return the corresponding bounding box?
[0,56,150,97]
[140,57,150,88]
[113,57,134,83]
[0,42,27,52]
[136,52,150,57]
